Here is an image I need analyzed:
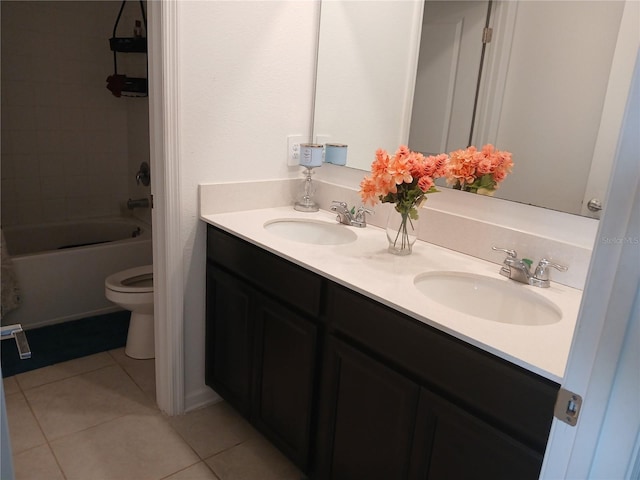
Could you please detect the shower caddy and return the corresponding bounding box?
[107,0,148,97]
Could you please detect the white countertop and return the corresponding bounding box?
[201,206,583,383]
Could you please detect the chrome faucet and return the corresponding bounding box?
[330,201,373,228]
[492,246,568,288]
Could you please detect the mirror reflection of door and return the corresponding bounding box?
[409,1,491,155]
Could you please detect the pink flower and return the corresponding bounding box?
[388,154,413,186]
[445,144,513,190]
[446,148,477,185]
[476,157,494,175]
[423,154,448,178]
[358,145,449,209]
[418,175,434,192]
[359,177,378,206]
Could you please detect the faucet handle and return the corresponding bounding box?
[492,246,518,258]
[331,200,348,210]
[355,206,373,217]
[534,258,568,280]
[353,206,374,227]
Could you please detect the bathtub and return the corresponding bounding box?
[2,217,153,330]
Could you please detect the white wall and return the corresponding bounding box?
[313,0,422,167]
[176,0,318,408]
[1,1,150,227]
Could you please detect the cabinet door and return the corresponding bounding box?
[317,337,420,480]
[410,388,543,480]
[253,296,318,470]
[205,266,254,416]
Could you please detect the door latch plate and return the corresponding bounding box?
[554,388,583,426]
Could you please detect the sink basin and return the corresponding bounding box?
[263,218,357,245]
[413,271,561,326]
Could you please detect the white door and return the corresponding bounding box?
[540,29,640,479]
[409,1,489,155]
[580,1,639,219]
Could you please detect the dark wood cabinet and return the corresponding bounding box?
[205,227,323,471]
[205,266,254,416]
[316,337,543,480]
[316,337,420,480]
[411,389,542,480]
[252,294,319,468]
[205,224,559,479]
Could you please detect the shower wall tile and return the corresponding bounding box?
[16,200,43,225]
[1,1,150,227]
[14,178,41,202]
[41,199,67,222]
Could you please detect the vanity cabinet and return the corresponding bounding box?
[205,224,560,479]
[316,283,556,480]
[316,337,542,480]
[205,226,323,470]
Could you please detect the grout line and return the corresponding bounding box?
[13,352,117,392]
[47,442,70,480]
[157,460,221,480]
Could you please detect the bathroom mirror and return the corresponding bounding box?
[313,0,629,216]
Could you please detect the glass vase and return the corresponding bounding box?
[386,207,418,256]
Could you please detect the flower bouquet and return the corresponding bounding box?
[360,146,448,255]
[445,144,513,196]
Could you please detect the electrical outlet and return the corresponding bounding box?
[287,135,305,166]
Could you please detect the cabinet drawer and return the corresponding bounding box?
[207,225,323,317]
[327,282,558,452]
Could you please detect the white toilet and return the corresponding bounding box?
[105,265,154,359]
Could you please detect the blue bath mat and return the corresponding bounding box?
[1,311,130,378]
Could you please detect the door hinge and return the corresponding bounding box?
[482,27,493,44]
[150,194,154,209]
[554,388,583,426]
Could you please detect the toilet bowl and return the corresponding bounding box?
[105,265,154,359]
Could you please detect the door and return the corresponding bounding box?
[411,388,542,480]
[205,267,254,416]
[252,294,318,470]
[409,1,490,155]
[540,33,640,478]
[316,337,420,480]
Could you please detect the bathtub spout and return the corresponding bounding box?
[127,198,150,210]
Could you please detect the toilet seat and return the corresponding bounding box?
[105,265,153,293]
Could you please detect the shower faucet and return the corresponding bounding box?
[136,161,151,186]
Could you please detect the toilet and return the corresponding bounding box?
[105,265,154,359]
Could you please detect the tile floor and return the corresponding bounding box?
[3,349,303,480]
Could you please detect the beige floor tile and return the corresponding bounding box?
[5,392,47,453]
[24,364,156,440]
[163,461,220,480]
[13,444,65,480]
[205,434,302,480]
[3,375,20,394]
[109,347,156,400]
[169,401,256,459]
[15,351,115,390]
[50,413,200,480]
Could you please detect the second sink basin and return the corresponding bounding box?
[264,218,357,245]
[413,271,562,326]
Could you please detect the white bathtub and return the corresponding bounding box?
[2,218,153,329]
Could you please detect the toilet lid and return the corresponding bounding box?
[105,265,153,293]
